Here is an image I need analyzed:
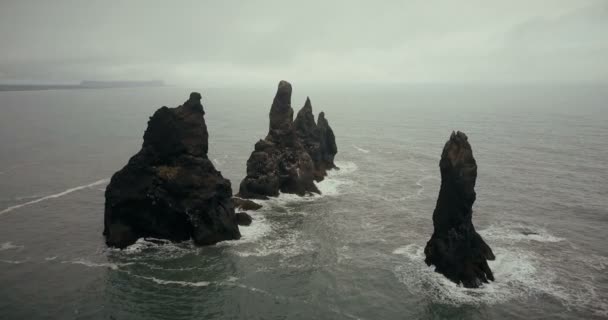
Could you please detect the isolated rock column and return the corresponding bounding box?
[424,131,495,288]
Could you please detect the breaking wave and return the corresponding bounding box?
[0,242,23,251]
[392,244,569,305]
[478,223,566,244]
[0,178,109,215]
[352,145,370,153]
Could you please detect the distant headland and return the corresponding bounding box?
[0,80,165,91]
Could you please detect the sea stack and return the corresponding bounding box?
[104,92,241,248]
[424,131,495,288]
[238,81,319,199]
[294,98,338,181]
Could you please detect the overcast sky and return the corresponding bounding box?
[1,0,607,85]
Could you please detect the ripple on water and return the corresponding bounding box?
[0,242,23,251]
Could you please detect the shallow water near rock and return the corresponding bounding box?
[0,85,607,319]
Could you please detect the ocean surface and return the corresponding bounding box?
[0,84,607,319]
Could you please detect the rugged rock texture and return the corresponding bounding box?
[104,92,241,248]
[232,198,262,211]
[424,131,495,288]
[294,98,338,181]
[238,81,319,199]
[317,111,338,173]
[235,212,253,226]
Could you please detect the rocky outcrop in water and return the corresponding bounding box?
[232,198,262,211]
[104,92,241,248]
[294,98,338,181]
[238,81,319,199]
[424,131,495,288]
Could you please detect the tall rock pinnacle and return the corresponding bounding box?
[424,131,495,288]
[238,81,319,199]
[294,98,338,181]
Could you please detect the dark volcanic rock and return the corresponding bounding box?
[232,198,262,211]
[317,111,338,172]
[238,81,319,199]
[235,212,253,226]
[104,92,241,248]
[294,98,338,181]
[424,131,495,288]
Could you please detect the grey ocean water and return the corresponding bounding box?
[0,85,607,319]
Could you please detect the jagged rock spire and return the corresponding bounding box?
[424,131,495,288]
[239,81,319,199]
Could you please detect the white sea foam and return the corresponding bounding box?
[121,237,173,253]
[227,162,357,256]
[315,161,358,197]
[478,223,565,244]
[393,240,608,316]
[138,263,202,271]
[586,254,608,271]
[316,176,353,197]
[113,269,212,287]
[227,282,365,320]
[212,155,229,166]
[414,174,439,197]
[333,161,358,175]
[0,178,110,215]
[0,242,23,251]
[232,230,314,258]
[233,212,272,244]
[392,243,586,307]
[0,259,25,264]
[63,259,134,270]
[113,238,195,260]
[255,161,358,207]
[139,275,211,287]
[352,145,370,153]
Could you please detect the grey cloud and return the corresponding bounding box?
[0,0,606,85]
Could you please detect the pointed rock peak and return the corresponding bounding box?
[318,111,326,121]
[181,92,204,114]
[275,80,292,105]
[303,97,312,110]
[296,97,314,120]
[294,96,318,137]
[443,130,474,168]
[189,92,202,101]
[450,130,468,142]
[269,80,295,133]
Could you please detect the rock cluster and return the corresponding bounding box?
[238,81,329,199]
[424,131,495,288]
[104,93,241,248]
[294,97,338,181]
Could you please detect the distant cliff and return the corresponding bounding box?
[0,80,165,91]
[80,80,164,88]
